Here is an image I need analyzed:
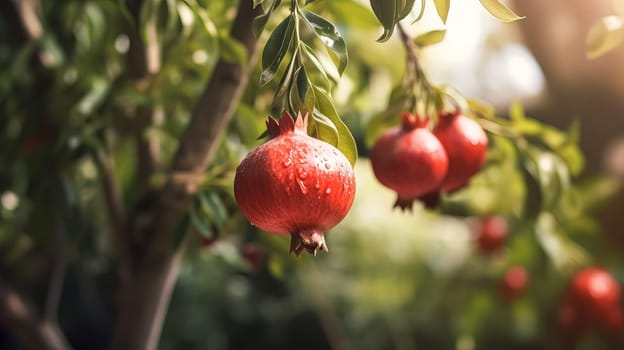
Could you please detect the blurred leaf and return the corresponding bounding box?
[253,0,266,7]
[365,104,402,147]
[467,98,495,119]
[190,206,214,238]
[219,35,248,65]
[413,29,446,47]
[253,0,282,37]
[313,87,358,166]
[309,0,379,29]
[521,148,570,214]
[586,15,624,59]
[370,0,397,42]
[260,16,295,85]
[478,0,524,22]
[535,213,589,271]
[198,191,228,229]
[433,0,450,24]
[300,10,348,75]
[413,0,426,22]
[396,0,416,21]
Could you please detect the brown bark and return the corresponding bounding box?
[0,279,71,350]
[111,1,262,349]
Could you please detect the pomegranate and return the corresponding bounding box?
[474,215,508,256]
[499,265,529,301]
[370,113,448,210]
[433,110,488,191]
[234,112,356,256]
[568,267,621,324]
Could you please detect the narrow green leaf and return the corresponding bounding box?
[295,67,309,102]
[397,0,416,21]
[586,15,624,59]
[312,112,339,147]
[370,0,397,42]
[253,0,265,8]
[219,35,248,65]
[313,87,358,166]
[252,0,282,37]
[300,10,348,75]
[478,0,524,22]
[271,55,297,112]
[413,29,446,47]
[467,98,495,119]
[412,0,426,22]
[509,101,525,121]
[260,16,295,85]
[190,207,214,237]
[433,0,450,24]
[302,44,333,89]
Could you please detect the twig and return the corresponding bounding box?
[44,222,68,323]
[0,278,72,350]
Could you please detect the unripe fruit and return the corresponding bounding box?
[433,111,488,192]
[568,267,621,325]
[234,112,356,256]
[475,215,508,255]
[370,113,448,210]
[499,265,529,301]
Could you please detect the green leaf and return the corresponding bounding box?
[252,0,282,37]
[521,148,570,214]
[586,15,624,59]
[198,192,228,228]
[300,10,348,75]
[413,29,446,47]
[535,213,589,271]
[433,0,450,24]
[260,16,295,85]
[253,0,265,7]
[302,44,333,89]
[412,0,426,22]
[397,0,416,21]
[189,207,214,238]
[370,0,397,42]
[467,98,495,119]
[313,87,358,166]
[477,0,524,22]
[365,105,402,147]
[219,35,248,65]
[509,100,526,121]
[310,0,379,29]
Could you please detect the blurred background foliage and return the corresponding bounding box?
[2,0,624,349]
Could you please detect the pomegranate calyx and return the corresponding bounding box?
[290,228,328,256]
[393,196,415,211]
[266,112,310,138]
[400,112,428,130]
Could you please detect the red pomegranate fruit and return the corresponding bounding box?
[499,265,529,301]
[234,112,356,256]
[475,215,508,256]
[433,110,488,192]
[568,267,621,324]
[370,113,448,210]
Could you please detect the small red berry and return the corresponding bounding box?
[568,267,621,326]
[474,216,508,255]
[499,265,529,301]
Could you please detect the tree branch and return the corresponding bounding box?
[112,1,262,349]
[0,278,72,350]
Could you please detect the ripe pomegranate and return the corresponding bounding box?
[370,113,448,210]
[433,110,488,191]
[234,112,356,256]
[568,267,621,325]
[474,215,508,256]
[499,265,529,301]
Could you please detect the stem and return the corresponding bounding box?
[396,23,435,115]
[0,278,72,350]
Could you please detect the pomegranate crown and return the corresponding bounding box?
[400,112,429,130]
[266,111,309,138]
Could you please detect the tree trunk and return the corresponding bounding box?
[111,1,261,349]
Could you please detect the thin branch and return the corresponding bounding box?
[44,222,68,323]
[0,278,72,350]
[15,0,43,40]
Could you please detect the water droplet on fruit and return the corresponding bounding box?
[325,187,332,194]
[297,179,308,194]
[288,173,295,181]
[283,158,293,167]
[314,181,321,189]
[324,163,331,170]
